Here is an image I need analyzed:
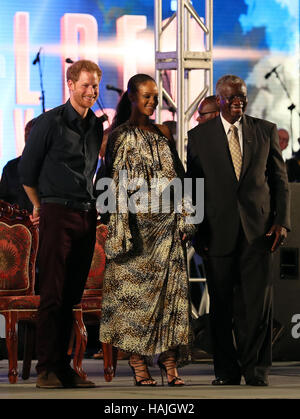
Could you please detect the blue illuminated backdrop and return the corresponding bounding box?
[0,0,299,173]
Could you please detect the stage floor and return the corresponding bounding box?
[0,358,300,400]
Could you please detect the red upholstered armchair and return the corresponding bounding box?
[73,222,118,382]
[0,200,86,383]
[0,200,39,383]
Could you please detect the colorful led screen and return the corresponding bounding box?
[0,0,299,173]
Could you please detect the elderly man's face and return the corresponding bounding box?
[217,81,248,124]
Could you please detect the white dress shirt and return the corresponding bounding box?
[220,114,243,155]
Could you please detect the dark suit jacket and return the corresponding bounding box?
[286,151,300,182]
[0,157,33,212]
[187,114,290,256]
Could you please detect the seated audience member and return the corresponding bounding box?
[196,95,219,125]
[286,138,300,182]
[0,119,36,213]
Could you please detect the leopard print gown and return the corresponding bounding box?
[99,122,195,364]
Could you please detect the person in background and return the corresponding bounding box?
[0,118,39,355]
[0,119,36,216]
[19,59,103,389]
[278,128,289,153]
[196,95,219,125]
[286,137,300,182]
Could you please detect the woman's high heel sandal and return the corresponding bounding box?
[128,356,157,386]
[157,353,185,387]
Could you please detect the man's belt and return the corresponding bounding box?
[41,197,95,211]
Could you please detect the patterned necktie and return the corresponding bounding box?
[228,125,242,180]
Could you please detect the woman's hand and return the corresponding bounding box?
[266,224,287,252]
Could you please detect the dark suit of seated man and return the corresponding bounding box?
[0,119,36,213]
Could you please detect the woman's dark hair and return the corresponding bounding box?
[110,73,156,131]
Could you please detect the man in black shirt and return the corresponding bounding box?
[19,60,103,388]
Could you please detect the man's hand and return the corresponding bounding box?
[22,185,40,226]
[266,224,287,252]
[30,206,41,226]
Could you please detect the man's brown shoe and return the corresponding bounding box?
[60,367,96,388]
[36,371,64,389]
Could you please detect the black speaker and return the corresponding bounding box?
[273,183,300,361]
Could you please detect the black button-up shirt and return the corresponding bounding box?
[19,100,103,201]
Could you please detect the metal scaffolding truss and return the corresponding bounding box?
[154,0,213,163]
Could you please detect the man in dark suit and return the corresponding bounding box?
[0,119,36,213]
[187,74,290,386]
